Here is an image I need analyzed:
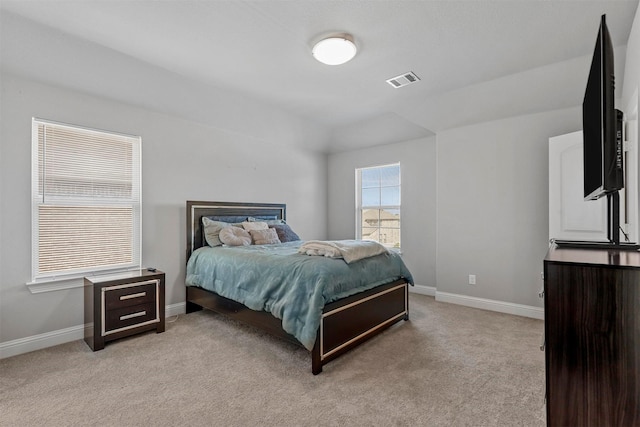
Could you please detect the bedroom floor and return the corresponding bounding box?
[0,294,545,426]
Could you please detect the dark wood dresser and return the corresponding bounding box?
[543,246,640,426]
[84,269,165,351]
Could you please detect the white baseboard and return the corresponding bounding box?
[1,302,188,359]
[1,293,542,359]
[166,302,186,317]
[436,291,544,320]
[0,324,85,359]
[409,284,436,296]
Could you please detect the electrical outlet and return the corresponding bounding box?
[468,274,476,285]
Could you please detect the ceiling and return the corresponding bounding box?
[1,0,639,153]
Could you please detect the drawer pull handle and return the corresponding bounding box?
[120,292,146,301]
[120,311,146,321]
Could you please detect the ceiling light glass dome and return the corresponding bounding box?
[312,35,357,65]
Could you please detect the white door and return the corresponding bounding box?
[549,131,607,242]
[623,117,638,244]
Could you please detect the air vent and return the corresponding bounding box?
[386,71,420,88]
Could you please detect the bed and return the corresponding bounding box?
[185,201,413,374]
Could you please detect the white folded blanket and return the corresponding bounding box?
[298,240,388,264]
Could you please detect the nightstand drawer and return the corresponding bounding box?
[85,270,165,351]
[104,281,156,310]
[104,302,157,334]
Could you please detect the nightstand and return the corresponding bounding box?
[84,269,165,351]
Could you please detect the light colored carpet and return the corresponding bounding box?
[0,294,546,426]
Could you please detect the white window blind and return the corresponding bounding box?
[356,163,401,249]
[32,119,141,281]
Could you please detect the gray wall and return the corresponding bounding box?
[327,7,640,310]
[0,73,328,343]
[326,108,581,308]
[327,137,437,289]
[436,108,581,308]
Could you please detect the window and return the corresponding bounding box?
[31,119,141,282]
[356,163,401,249]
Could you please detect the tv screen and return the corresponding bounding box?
[582,14,623,201]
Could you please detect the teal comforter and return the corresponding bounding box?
[186,241,413,350]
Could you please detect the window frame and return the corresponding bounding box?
[30,118,142,285]
[355,162,401,250]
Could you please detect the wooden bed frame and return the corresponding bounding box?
[185,200,410,374]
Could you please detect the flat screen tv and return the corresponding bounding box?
[556,14,637,249]
[582,14,623,202]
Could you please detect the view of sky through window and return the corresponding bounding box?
[361,164,400,207]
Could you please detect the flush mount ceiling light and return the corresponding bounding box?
[312,34,357,65]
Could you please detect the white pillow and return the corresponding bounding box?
[202,217,229,247]
[242,221,268,231]
[219,226,252,246]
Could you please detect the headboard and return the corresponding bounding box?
[186,201,286,260]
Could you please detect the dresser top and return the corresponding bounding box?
[546,245,640,268]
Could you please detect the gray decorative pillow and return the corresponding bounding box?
[219,226,251,246]
[248,216,285,225]
[268,224,301,242]
[202,217,229,247]
[249,228,281,245]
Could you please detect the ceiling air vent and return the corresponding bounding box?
[386,71,420,89]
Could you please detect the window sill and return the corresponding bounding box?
[26,277,84,294]
[26,267,142,293]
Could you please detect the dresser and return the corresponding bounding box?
[84,269,165,351]
[543,247,640,426]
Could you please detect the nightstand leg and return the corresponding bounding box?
[93,336,105,351]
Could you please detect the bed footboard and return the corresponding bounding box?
[312,279,409,374]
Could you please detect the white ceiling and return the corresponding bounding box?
[1,0,638,152]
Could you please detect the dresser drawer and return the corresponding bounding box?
[104,302,158,334]
[104,281,157,310]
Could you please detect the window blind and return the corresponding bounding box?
[32,119,141,280]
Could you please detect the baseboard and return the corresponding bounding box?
[1,295,541,359]
[409,284,436,297]
[436,291,544,320]
[0,324,85,359]
[0,302,187,359]
[166,302,186,317]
